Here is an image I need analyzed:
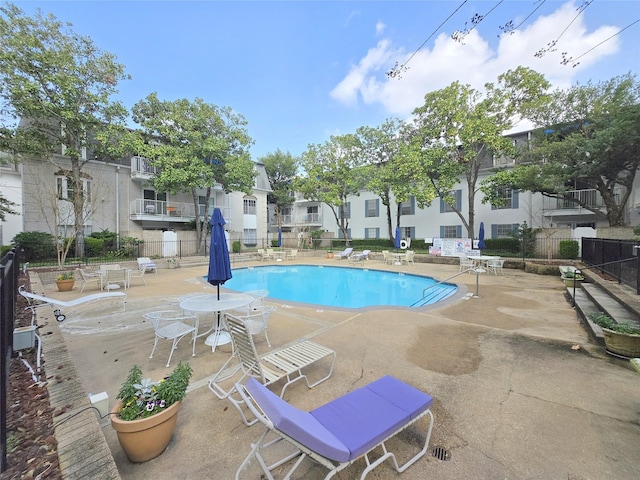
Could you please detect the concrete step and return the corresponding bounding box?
[581,283,640,326]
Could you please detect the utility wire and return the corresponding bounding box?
[451,0,504,44]
[386,0,468,79]
[562,18,640,67]
[535,0,593,58]
[499,0,547,36]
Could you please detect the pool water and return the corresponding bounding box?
[222,265,457,309]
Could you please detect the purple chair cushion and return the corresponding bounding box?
[245,375,433,463]
[310,375,433,460]
[245,378,351,462]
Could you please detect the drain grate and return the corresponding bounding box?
[430,446,451,461]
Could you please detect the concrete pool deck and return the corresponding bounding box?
[32,254,640,479]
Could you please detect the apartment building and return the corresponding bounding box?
[272,129,640,244]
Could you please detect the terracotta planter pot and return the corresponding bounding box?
[601,328,640,358]
[326,252,334,259]
[55,279,75,292]
[110,400,182,462]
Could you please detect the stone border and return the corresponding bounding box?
[31,275,121,479]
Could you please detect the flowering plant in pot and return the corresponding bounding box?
[55,272,75,291]
[111,362,192,462]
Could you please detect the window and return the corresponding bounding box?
[491,188,519,210]
[56,175,91,202]
[440,190,462,213]
[365,228,379,239]
[440,225,462,238]
[243,197,256,215]
[401,226,415,240]
[399,196,415,215]
[337,228,351,239]
[492,224,519,238]
[243,228,257,246]
[338,202,351,219]
[365,199,379,218]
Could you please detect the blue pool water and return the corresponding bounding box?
[222,265,457,309]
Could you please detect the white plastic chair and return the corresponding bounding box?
[403,250,415,265]
[105,268,128,290]
[459,255,475,273]
[143,310,198,367]
[76,268,102,292]
[127,265,147,286]
[137,257,157,273]
[487,258,504,275]
[233,305,276,347]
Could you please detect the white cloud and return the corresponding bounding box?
[331,1,622,116]
[376,21,385,36]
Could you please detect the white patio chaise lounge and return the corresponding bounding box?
[19,285,127,322]
[235,375,434,479]
[137,257,157,273]
[208,313,336,426]
[334,247,353,260]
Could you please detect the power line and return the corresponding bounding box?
[451,0,504,44]
[386,0,468,79]
[499,0,547,37]
[535,0,593,58]
[562,18,640,67]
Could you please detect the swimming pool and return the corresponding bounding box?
[222,265,457,309]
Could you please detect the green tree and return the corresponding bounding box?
[297,134,367,244]
[409,67,550,238]
[261,149,298,234]
[357,118,437,243]
[0,3,129,258]
[126,93,255,253]
[483,74,640,227]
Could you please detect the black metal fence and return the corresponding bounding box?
[582,237,640,294]
[0,247,21,471]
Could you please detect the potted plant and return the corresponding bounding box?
[562,270,584,287]
[110,362,193,462]
[589,312,640,358]
[55,272,75,291]
[326,249,333,259]
[166,257,178,269]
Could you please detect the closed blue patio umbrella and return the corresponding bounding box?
[208,208,232,300]
[278,227,282,248]
[394,226,401,250]
[478,222,486,251]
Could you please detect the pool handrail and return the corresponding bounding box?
[410,270,471,307]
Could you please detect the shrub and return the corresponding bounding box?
[12,231,56,262]
[484,238,520,253]
[84,236,104,257]
[559,240,579,260]
[232,241,241,253]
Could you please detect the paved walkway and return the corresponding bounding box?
[33,253,640,479]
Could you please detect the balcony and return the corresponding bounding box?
[272,213,322,227]
[130,199,232,224]
[542,189,608,217]
[131,156,158,181]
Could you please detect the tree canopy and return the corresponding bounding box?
[0,2,129,257]
[261,149,298,229]
[126,93,255,253]
[297,134,367,243]
[408,66,550,238]
[482,74,640,227]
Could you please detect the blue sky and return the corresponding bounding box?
[16,1,640,160]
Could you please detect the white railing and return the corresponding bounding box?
[130,156,158,178]
[542,189,607,210]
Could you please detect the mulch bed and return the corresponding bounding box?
[1,274,60,479]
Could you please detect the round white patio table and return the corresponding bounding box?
[179,293,253,350]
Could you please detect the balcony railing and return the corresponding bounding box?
[131,156,158,180]
[542,189,607,211]
[273,213,322,226]
[130,199,231,223]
